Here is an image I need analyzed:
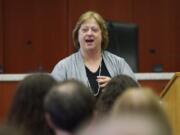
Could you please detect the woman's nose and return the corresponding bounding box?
[87,29,93,35]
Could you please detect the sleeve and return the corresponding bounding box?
[51,60,67,81]
[120,58,137,82]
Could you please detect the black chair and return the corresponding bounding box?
[106,21,139,72]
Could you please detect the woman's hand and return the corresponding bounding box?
[96,76,111,88]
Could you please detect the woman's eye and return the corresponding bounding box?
[92,28,99,32]
[81,28,88,33]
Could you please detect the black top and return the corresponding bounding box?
[85,59,111,95]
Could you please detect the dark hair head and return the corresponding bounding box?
[7,73,57,135]
[96,74,139,116]
[73,11,109,49]
[44,79,95,132]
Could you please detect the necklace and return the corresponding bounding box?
[87,58,102,96]
[94,62,102,96]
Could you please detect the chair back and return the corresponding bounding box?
[106,21,139,72]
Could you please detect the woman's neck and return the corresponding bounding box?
[80,49,102,72]
[80,49,102,62]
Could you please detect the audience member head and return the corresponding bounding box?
[76,112,172,135]
[111,87,172,135]
[7,73,57,135]
[95,74,139,116]
[44,79,95,134]
[73,11,108,49]
[112,87,164,114]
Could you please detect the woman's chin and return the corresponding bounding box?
[85,44,96,50]
[86,47,99,52]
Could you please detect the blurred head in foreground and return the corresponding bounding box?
[44,79,95,135]
[7,73,57,135]
[76,112,172,135]
[111,87,172,135]
[95,74,139,117]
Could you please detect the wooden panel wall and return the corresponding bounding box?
[173,1,180,71]
[0,82,18,122]
[0,0,3,73]
[133,0,180,72]
[3,0,68,73]
[0,0,180,73]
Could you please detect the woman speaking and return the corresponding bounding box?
[51,11,136,97]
